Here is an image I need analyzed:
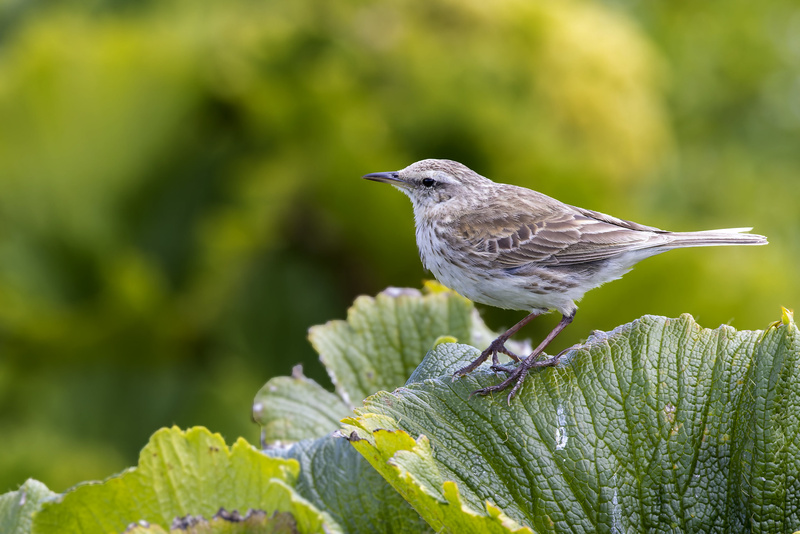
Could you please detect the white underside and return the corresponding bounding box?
[418,222,660,316]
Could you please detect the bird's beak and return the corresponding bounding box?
[362,171,408,188]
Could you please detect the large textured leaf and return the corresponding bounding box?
[32,427,339,534]
[267,436,433,533]
[254,286,484,534]
[253,284,522,444]
[254,286,498,533]
[345,427,533,534]
[253,366,351,444]
[344,311,800,533]
[308,285,474,407]
[0,480,55,534]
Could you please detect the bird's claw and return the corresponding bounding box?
[490,347,551,374]
[471,366,530,404]
[471,352,563,403]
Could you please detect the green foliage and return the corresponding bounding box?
[0,480,55,534]
[0,0,797,497]
[253,285,479,439]
[345,311,800,532]
[259,287,800,532]
[253,368,351,444]
[346,428,533,534]
[267,437,434,534]
[3,288,800,532]
[256,287,483,533]
[30,426,339,534]
[307,285,475,406]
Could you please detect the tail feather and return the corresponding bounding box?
[664,227,768,248]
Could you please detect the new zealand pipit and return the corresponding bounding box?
[363,159,767,403]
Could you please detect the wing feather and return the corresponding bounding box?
[451,194,668,268]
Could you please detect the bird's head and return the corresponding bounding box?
[362,159,491,211]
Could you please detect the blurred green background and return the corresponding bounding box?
[0,0,798,493]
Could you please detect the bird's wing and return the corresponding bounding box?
[453,200,667,268]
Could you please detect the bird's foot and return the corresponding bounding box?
[472,351,564,404]
[493,343,578,374]
[489,364,514,374]
[453,337,522,377]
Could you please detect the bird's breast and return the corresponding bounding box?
[413,217,583,314]
[415,219,441,272]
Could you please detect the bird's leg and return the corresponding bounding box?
[453,310,545,377]
[472,312,576,404]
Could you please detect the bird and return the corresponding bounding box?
[363,159,767,403]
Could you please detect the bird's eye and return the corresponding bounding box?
[421,178,436,188]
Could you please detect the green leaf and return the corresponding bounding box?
[32,427,340,534]
[0,479,55,534]
[345,313,800,533]
[253,285,486,533]
[406,341,483,385]
[254,285,512,445]
[253,366,350,443]
[308,286,474,407]
[253,282,530,445]
[344,425,533,534]
[733,308,800,528]
[267,436,433,534]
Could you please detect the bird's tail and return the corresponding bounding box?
[664,227,768,248]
